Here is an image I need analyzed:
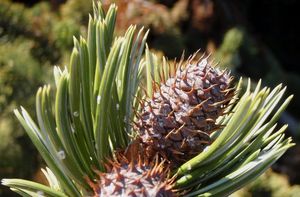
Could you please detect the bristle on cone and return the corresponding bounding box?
[135,53,235,167]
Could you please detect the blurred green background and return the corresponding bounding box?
[0,0,300,196]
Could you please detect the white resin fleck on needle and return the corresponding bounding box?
[57,150,66,160]
[73,111,79,117]
[97,95,101,104]
[187,164,192,171]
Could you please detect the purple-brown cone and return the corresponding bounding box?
[135,56,235,166]
[87,154,175,197]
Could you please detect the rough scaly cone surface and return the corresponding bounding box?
[136,55,235,165]
[87,154,175,197]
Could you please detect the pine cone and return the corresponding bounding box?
[87,154,174,197]
[135,55,235,166]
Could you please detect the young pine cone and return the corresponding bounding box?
[135,56,235,166]
[87,153,174,197]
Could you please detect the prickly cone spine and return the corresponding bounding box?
[135,54,235,166]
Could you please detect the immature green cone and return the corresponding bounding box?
[87,154,175,197]
[136,56,235,165]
